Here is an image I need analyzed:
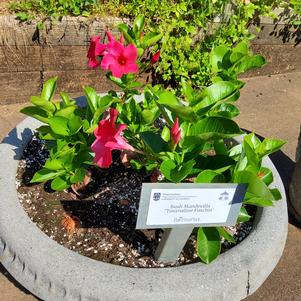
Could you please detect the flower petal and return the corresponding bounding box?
[91,139,113,168]
[123,44,138,63]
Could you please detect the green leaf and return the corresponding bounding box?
[161,126,170,142]
[244,133,261,150]
[68,115,82,134]
[133,15,145,34]
[189,117,243,140]
[55,105,76,118]
[41,77,57,102]
[197,227,221,264]
[181,78,195,102]
[195,170,225,183]
[243,138,260,168]
[244,197,274,207]
[210,103,240,119]
[70,168,86,184]
[44,158,64,170]
[270,188,282,201]
[118,24,135,44]
[210,45,230,72]
[31,96,56,113]
[237,207,251,223]
[20,106,49,123]
[232,55,266,75]
[258,167,273,186]
[202,81,237,104]
[83,86,98,114]
[160,159,195,183]
[217,227,235,244]
[257,138,286,158]
[140,131,169,153]
[51,176,70,191]
[234,170,274,200]
[141,32,163,48]
[48,116,70,136]
[30,168,65,183]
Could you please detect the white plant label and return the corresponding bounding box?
[136,183,246,229]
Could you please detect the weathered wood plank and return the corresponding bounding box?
[0,46,41,72]
[0,15,39,46]
[41,45,88,71]
[0,71,40,104]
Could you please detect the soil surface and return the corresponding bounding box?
[16,135,254,268]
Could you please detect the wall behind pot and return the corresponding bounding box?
[0,14,300,105]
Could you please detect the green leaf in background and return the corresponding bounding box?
[197,227,221,264]
[55,105,76,118]
[270,188,282,201]
[118,24,135,44]
[31,96,56,113]
[44,158,64,170]
[257,167,273,186]
[133,15,145,35]
[20,106,50,123]
[234,170,274,200]
[48,116,70,136]
[210,45,230,73]
[232,55,266,75]
[236,207,251,223]
[83,86,99,114]
[41,77,57,102]
[217,227,236,244]
[140,131,169,153]
[141,32,163,48]
[51,176,70,191]
[195,170,225,183]
[30,168,65,183]
[70,168,86,184]
[243,197,274,207]
[244,133,261,150]
[257,138,286,158]
[160,159,195,183]
[68,115,82,134]
[189,117,243,140]
[161,126,170,142]
[210,103,240,119]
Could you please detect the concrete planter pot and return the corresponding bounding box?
[0,117,288,301]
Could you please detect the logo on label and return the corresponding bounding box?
[219,191,229,201]
[153,192,161,201]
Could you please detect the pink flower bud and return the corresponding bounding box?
[151,50,160,64]
[171,117,181,145]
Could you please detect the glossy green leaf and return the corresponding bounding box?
[68,115,82,134]
[243,197,274,207]
[70,168,86,184]
[235,170,274,200]
[140,131,169,153]
[189,117,243,140]
[236,207,251,223]
[195,170,225,183]
[160,159,195,183]
[41,77,57,102]
[48,116,70,136]
[257,138,286,158]
[51,176,69,191]
[133,15,145,34]
[270,188,282,201]
[83,86,98,114]
[141,32,162,48]
[44,158,64,170]
[258,167,273,186]
[210,45,230,72]
[30,168,65,183]
[20,106,49,123]
[55,105,76,117]
[197,227,221,264]
[118,24,135,44]
[31,96,56,113]
[217,227,235,244]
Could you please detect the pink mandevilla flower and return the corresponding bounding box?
[101,39,139,78]
[91,108,134,168]
[171,117,181,145]
[151,50,160,64]
[87,36,106,68]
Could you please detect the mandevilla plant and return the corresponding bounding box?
[21,16,285,264]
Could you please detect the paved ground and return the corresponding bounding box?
[0,72,300,300]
